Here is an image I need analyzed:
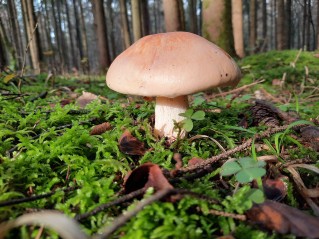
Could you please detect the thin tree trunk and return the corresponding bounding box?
[285,0,292,49]
[56,0,68,70]
[64,0,77,70]
[119,0,131,49]
[188,0,198,34]
[277,0,285,50]
[262,0,267,50]
[0,20,9,70]
[7,0,23,69]
[22,0,41,74]
[51,0,64,72]
[141,0,150,36]
[131,0,142,41]
[232,0,244,57]
[79,0,89,73]
[249,0,257,54]
[163,0,183,31]
[317,0,319,49]
[92,0,110,72]
[73,0,83,70]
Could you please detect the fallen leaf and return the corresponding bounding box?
[300,125,319,151]
[173,153,183,170]
[118,130,146,156]
[124,163,173,194]
[188,157,204,166]
[90,122,112,135]
[246,200,319,238]
[263,177,287,201]
[76,91,99,108]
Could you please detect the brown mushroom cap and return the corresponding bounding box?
[106,32,241,98]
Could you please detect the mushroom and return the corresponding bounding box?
[106,32,241,139]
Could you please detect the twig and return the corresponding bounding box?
[0,186,77,207]
[207,79,265,99]
[74,188,146,221]
[207,209,246,221]
[93,188,173,239]
[174,125,302,176]
[290,48,302,68]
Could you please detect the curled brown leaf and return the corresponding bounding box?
[118,130,146,156]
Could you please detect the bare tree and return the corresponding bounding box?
[92,0,110,72]
[317,0,319,49]
[277,0,285,50]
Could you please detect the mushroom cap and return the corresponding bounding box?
[106,32,241,98]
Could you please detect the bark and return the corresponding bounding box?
[64,0,77,69]
[51,0,64,71]
[232,0,245,57]
[56,0,68,69]
[79,0,89,73]
[7,0,23,69]
[249,0,257,54]
[202,0,236,56]
[276,0,285,50]
[21,0,42,74]
[92,0,110,72]
[141,0,150,36]
[188,0,198,34]
[317,0,319,49]
[131,0,142,41]
[0,20,8,70]
[73,0,83,64]
[119,0,131,49]
[303,0,308,49]
[163,0,183,31]
[262,0,267,50]
[285,0,292,49]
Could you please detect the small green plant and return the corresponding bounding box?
[179,109,205,132]
[220,157,266,184]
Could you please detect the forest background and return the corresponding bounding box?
[1,0,319,75]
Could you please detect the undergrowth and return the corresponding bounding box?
[0,50,318,238]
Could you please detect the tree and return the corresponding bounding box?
[188,0,198,34]
[7,0,23,69]
[92,0,110,72]
[249,0,257,54]
[317,0,319,49]
[277,0,286,50]
[131,0,142,41]
[202,0,236,56]
[0,24,8,71]
[232,0,244,57]
[163,0,184,31]
[21,0,42,74]
[119,0,131,49]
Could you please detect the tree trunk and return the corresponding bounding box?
[262,0,267,50]
[0,21,8,71]
[79,0,89,73]
[249,0,257,54]
[285,0,292,49]
[317,0,319,49]
[163,0,183,31]
[276,0,285,50]
[7,0,23,69]
[202,0,236,56]
[51,0,64,72]
[141,0,150,36]
[92,0,110,72]
[119,0,131,49]
[73,0,83,68]
[21,0,42,74]
[131,0,142,41]
[232,0,244,57]
[64,0,77,70]
[188,0,198,34]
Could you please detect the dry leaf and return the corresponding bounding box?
[263,177,287,201]
[300,125,319,151]
[173,153,183,170]
[188,157,205,166]
[246,200,319,238]
[90,122,112,135]
[124,163,173,194]
[76,91,99,108]
[118,130,146,156]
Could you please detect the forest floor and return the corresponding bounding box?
[0,50,319,239]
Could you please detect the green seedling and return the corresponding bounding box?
[220,157,266,184]
[179,109,205,132]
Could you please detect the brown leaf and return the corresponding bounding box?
[300,125,319,151]
[124,163,173,194]
[76,91,99,108]
[173,153,183,170]
[90,122,112,135]
[263,177,287,201]
[246,200,319,238]
[118,130,146,156]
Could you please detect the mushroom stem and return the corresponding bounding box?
[154,95,189,138]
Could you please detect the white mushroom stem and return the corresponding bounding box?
[154,95,189,138]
